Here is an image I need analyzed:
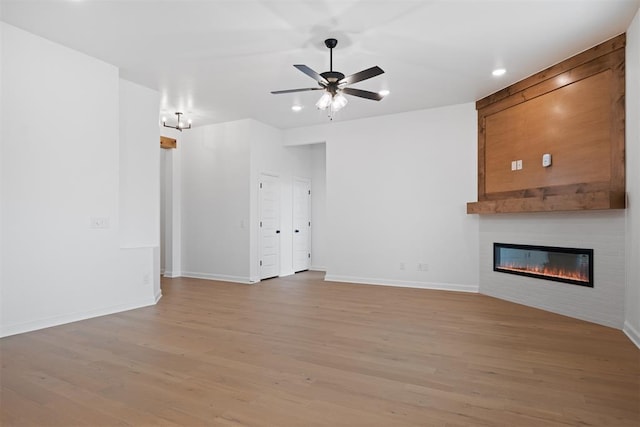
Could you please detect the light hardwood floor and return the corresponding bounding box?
[1,271,638,426]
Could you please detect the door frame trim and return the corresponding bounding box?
[258,172,281,281]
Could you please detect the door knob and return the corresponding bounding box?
[276,230,280,234]
[295,229,300,233]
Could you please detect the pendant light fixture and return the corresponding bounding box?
[162,112,192,132]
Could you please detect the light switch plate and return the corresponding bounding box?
[90,217,110,229]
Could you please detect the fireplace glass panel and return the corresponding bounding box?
[493,243,593,287]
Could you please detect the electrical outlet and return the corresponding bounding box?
[399,262,405,270]
[143,274,151,285]
[516,159,523,170]
[511,160,517,171]
[418,263,429,272]
[90,217,109,229]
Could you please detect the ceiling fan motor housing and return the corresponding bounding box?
[320,71,345,83]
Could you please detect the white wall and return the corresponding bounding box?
[0,23,159,337]
[286,103,479,292]
[179,120,251,282]
[0,10,4,319]
[625,9,640,346]
[119,79,160,249]
[183,105,477,292]
[310,143,327,271]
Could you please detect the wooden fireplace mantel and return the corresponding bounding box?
[466,189,626,214]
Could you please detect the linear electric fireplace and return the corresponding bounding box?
[493,243,593,287]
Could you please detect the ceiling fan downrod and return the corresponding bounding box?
[325,38,337,72]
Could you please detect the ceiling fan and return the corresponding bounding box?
[271,38,386,115]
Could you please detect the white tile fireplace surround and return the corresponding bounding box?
[479,211,625,329]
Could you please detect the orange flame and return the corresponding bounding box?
[498,262,589,282]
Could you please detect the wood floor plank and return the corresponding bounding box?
[1,271,638,426]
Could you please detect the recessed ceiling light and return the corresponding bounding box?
[492,68,506,77]
[379,89,390,97]
[291,105,303,112]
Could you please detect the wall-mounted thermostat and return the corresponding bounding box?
[542,153,552,167]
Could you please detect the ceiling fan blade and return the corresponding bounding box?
[271,87,324,94]
[294,64,329,85]
[340,66,385,85]
[342,87,384,101]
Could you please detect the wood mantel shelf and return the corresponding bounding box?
[467,190,625,214]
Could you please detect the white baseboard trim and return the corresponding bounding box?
[324,275,479,293]
[623,321,640,349]
[310,266,327,272]
[180,271,253,284]
[154,290,163,303]
[162,270,182,278]
[279,270,295,278]
[0,296,159,338]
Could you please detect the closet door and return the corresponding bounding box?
[292,177,311,273]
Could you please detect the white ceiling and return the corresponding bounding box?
[1,0,638,129]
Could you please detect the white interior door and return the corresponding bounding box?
[259,174,281,280]
[292,177,311,273]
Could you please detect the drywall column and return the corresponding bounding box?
[160,129,183,278]
[624,9,640,348]
[0,16,4,309]
[119,78,162,300]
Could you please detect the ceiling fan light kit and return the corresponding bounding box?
[162,112,192,132]
[315,91,348,112]
[315,92,333,110]
[272,38,385,119]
